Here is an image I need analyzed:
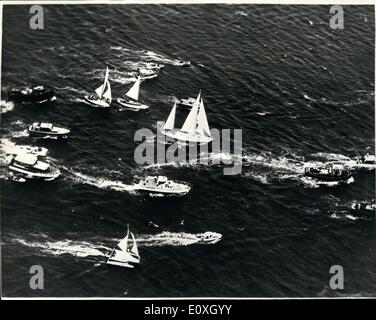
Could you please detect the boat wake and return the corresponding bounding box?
[11,237,110,258]
[64,168,138,193]
[135,231,222,247]
[9,231,221,259]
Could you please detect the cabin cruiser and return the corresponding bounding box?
[178,97,196,108]
[304,163,353,183]
[28,122,70,138]
[197,232,222,244]
[116,76,149,111]
[8,86,55,103]
[107,226,140,268]
[84,67,112,108]
[8,153,60,181]
[136,176,191,196]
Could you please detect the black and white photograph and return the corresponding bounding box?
[0,0,375,301]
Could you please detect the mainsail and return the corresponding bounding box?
[196,98,211,137]
[95,67,110,100]
[126,77,140,101]
[181,91,201,132]
[103,80,112,103]
[163,103,177,130]
[130,232,139,258]
[117,228,129,251]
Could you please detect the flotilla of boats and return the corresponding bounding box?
[4,55,375,269]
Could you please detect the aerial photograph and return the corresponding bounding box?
[1,3,375,298]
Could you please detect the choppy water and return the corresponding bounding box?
[1,4,375,297]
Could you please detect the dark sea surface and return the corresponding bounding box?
[1,4,375,297]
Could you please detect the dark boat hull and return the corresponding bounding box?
[8,87,55,103]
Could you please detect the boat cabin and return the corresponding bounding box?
[32,122,54,132]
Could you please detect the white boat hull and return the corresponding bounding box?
[106,260,134,268]
[84,96,111,108]
[136,185,190,196]
[9,165,61,181]
[116,98,149,111]
[161,128,213,144]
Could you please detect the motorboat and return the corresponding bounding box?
[160,91,213,144]
[136,176,191,196]
[174,59,191,66]
[138,68,158,80]
[84,67,112,108]
[107,226,140,268]
[8,153,60,181]
[116,76,149,111]
[28,122,70,138]
[351,200,375,211]
[178,97,196,108]
[8,86,55,103]
[197,232,222,244]
[304,163,353,183]
[353,154,376,169]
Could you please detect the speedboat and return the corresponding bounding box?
[8,153,60,181]
[351,200,376,211]
[197,232,222,244]
[178,97,196,108]
[136,176,191,196]
[116,76,149,111]
[175,60,191,66]
[8,86,55,103]
[138,68,158,80]
[107,225,140,268]
[28,122,70,138]
[354,154,376,169]
[84,66,112,108]
[304,163,353,183]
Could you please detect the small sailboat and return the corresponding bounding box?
[161,91,213,144]
[84,67,112,108]
[116,76,149,111]
[107,226,140,268]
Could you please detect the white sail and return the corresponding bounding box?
[95,67,109,99]
[163,103,177,130]
[117,228,129,251]
[95,84,104,99]
[126,77,140,101]
[130,232,140,258]
[103,80,112,102]
[181,91,201,132]
[196,98,211,137]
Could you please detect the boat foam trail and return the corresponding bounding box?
[65,168,137,193]
[9,232,221,258]
[11,237,110,258]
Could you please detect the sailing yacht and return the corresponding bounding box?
[160,91,213,143]
[84,67,112,108]
[116,76,149,111]
[107,226,140,268]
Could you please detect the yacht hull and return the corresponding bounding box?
[161,129,213,144]
[84,96,111,108]
[116,98,149,111]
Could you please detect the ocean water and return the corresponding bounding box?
[1,4,375,297]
